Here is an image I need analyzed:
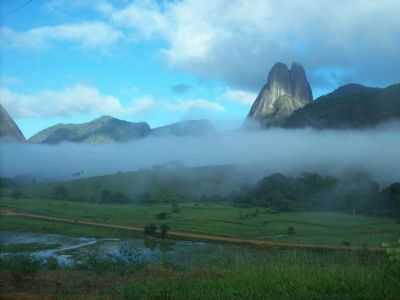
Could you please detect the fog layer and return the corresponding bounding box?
[1,126,399,184]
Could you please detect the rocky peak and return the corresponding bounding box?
[290,62,313,102]
[0,104,25,142]
[246,62,313,127]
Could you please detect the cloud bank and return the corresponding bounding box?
[1,126,400,185]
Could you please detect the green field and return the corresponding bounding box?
[1,197,399,247]
[1,244,399,300]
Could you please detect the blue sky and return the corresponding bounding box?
[1,0,399,138]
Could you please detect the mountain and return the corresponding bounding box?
[284,83,400,129]
[0,104,25,142]
[29,116,151,144]
[151,120,216,137]
[245,62,313,127]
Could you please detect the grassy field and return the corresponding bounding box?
[1,197,399,247]
[1,247,399,300]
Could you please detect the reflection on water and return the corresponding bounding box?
[1,231,268,268]
[0,231,211,267]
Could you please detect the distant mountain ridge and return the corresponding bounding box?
[29,116,216,144]
[284,83,400,129]
[151,120,215,137]
[29,116,151,144]
[0,104,25,142]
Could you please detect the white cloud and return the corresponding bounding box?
[104,0,400,90]
[222,89,257,105]
[110,0,168,39]
[0,84,124,118]
[0,85,225,119]
[0,21,123,50]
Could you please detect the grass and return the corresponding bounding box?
[0,242,61,253]
[1,248,399,300]
[1,197,400,247]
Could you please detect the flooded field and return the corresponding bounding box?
[0,231,262,268]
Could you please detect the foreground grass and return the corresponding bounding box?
[1,250,399,300]
[1,197,400,247]
[0,242,61,253]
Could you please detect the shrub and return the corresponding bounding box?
[100,190,130,204]
[171,202,180,213]
[287,226,296,235]
[156,212,168,220]
[11,189,23,199]
[53,185,69,200]
[160,224,170,239]
[342,241,351,247]
[144,224,157,235]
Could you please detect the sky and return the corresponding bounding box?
[1,0,399,138]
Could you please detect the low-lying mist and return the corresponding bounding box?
[1,125,399,185]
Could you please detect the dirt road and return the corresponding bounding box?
[0,209,384,252]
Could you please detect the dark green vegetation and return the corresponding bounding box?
[1,165,245,205]
[285,83,400,129]
[235,172,400,220]
[0,242,61,253]
[1,245,399,300]
[3,166,399,222]
[2,198,400,247]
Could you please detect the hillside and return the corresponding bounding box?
[284,84,400,129]
[15,165,252,203]
[151,120,215,137]
[29,116,151,144]
[29,117,217,144]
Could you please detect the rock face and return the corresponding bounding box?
[29,116,151,144]
[0,104,25,142]
[246,62,313,127]
[284,83,400,129]
[151,120,216,137]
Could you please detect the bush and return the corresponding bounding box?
[144,224,157,235]
[156,212,168,220]
[11,189,23,199]
[100,190,130,204]
[171,202,180,213]
[287,226,296,235]
[342,241,351,247]
[53,185,69,200]
[160,224,170,239]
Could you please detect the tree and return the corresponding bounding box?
[156,212,168,220]
[11,189,22,200]
[171,202,180,213]
[160,224,170,239]
[287,226,295,235]
[53,185,69,200]
[144,224,157,236]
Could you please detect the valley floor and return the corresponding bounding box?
[1,197,400,299]
[1,197,399,248]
